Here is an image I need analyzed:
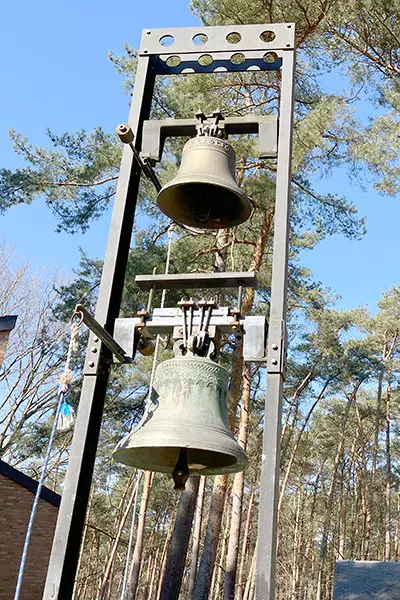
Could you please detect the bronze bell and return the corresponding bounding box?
[157,136,252,229]
[113,348,247,486]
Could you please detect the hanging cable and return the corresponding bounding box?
[14,316,81,600]
[148,222,174,391]
[120,223,174,598]
[120,470,142,600]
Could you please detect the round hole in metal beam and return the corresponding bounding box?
[159,34,175,47]
[263,52,278,63]
[226,32,242,44]
[247,65,261,71]
[198,54,213,66]
[260,30,276,43]
[192,33,208,45]
[214,66,228,72]
[166,55,181,67]
[230,52,246,65]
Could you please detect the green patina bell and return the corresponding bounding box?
[113,344,247,486]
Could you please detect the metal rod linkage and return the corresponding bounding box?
[116,123,162,192]
[75,304,131,364]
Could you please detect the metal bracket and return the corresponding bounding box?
[113,310,268,364]
[243,316,268,362]
[75,304,132,369]
[266,318,287,376]
[141,115,278,163]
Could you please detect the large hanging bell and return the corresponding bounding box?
[113,350,247,484]
[157,136,252,229]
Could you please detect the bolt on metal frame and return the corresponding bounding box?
[43,23,295,600]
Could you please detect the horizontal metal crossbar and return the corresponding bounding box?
[114,311,268,362]
[152,53,283,75]
[134,272,258,291]
[141,116,278,161]
[138,24,294,75]
[140,24,295,55]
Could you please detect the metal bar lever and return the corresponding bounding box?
[116,123,162,192]
[75,304,132,364]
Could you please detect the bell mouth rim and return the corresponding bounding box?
[157,180,252,230]
[113,422,248,475]
[113,444,248,476]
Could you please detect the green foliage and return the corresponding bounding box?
[4,2,400,597]
[0,128,121,232]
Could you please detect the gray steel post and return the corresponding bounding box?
[255,43,296,600]
[42,56,155,600]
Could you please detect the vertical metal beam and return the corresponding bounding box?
[43,56,155,600]
[255,43,296,600]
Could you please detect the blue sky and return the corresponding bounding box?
[1,0,399,313]
[0,0,199,270]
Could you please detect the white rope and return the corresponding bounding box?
[14,317,80,600]
[120,471,142,600]
[149,223,174,392]
[58,317,80,392]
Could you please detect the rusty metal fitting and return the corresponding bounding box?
[135,309,149,329]
[116,123,134,144]
[137,337,155,356]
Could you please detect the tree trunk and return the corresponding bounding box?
[126,471,154,600]
[236,484,255,600]
[243,545,257,600]
[365,366,384,558]
[148,546,160,600]
[188,476,206,599]
[385,380,392,561]
[156,505,177,600]
[278,376,335,515]
[73,484,95,598]
[223,364,251,600]
[316,382,361,600]
[159,476,200,600]
[99,475,140,599]
[192,474,228,600]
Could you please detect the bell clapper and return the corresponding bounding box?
[172,448,190,491]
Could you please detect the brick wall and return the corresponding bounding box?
[0,330,10,367]
[0,473,59,600]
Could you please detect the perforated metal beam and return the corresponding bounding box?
[139,24,294,75]
[140,24,295,54]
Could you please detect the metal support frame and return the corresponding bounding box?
[113,309,268,363]
[134,271,257,291]
[75,304,132,364]
[43,23,295,600]
[141,115,278,161]
[255,40,295,600]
